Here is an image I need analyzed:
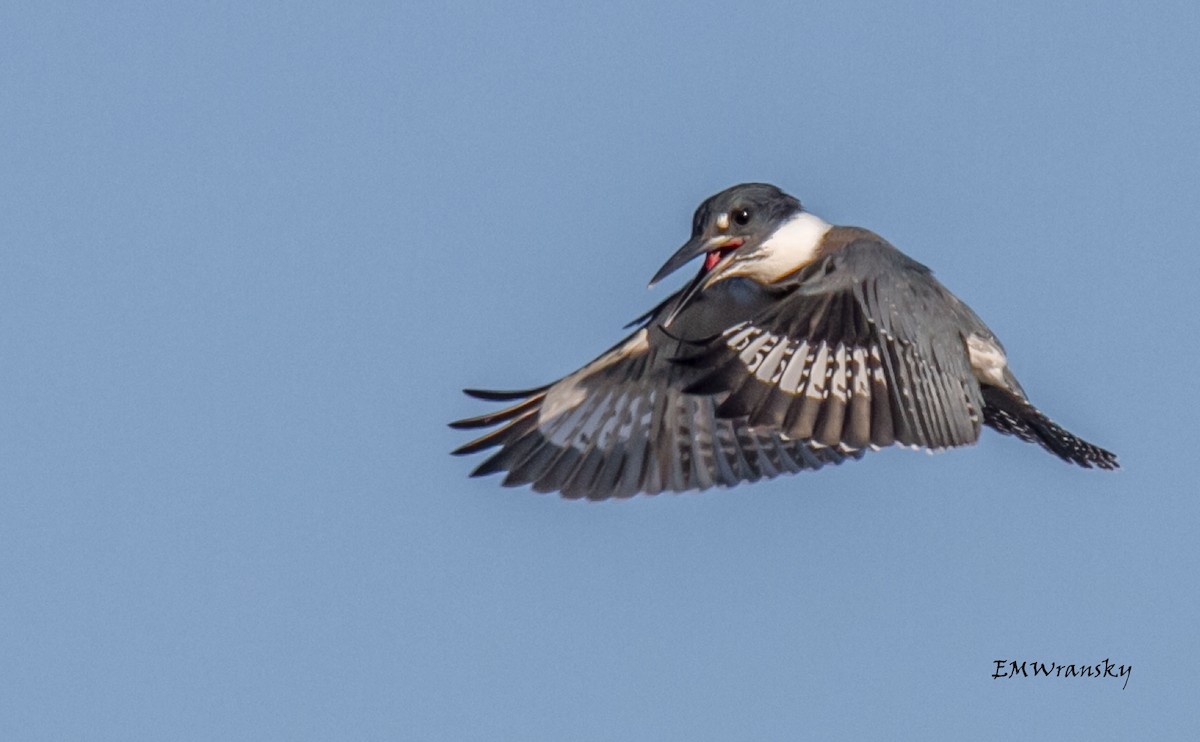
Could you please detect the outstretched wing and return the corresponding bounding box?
[676,235,988,453]
[450,324,861,500]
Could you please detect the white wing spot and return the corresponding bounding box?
[807,343,830,400]
[539,328,650,425]
[830,344,848,403]
[966,333,1009,386]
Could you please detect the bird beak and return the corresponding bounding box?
[648,234,743,288]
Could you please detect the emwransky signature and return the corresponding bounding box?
[992,659,1132,689]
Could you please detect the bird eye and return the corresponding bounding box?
[733,208,751,225]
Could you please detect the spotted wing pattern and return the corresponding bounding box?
[450,327,860,500]
[452,232,1118,496]
[676,239,987,453]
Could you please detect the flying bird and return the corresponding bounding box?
[451,183,1118,499]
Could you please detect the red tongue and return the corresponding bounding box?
[703,239,743,272]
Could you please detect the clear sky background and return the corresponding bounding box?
[1,1,1197,739]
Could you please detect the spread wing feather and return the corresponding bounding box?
[451,324,861,500]
[454,229,1118,487]
[678,238,986,452]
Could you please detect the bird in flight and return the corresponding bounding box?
[451,183,1118,500]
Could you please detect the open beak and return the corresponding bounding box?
[649,234,747,328]
[648,234,744,288]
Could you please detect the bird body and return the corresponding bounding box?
[452,183,1117,499]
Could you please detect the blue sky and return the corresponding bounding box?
[2,1,1197,739]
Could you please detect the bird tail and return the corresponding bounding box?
[981,386,1119,470]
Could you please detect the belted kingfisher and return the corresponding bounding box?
[451,183,1118,500]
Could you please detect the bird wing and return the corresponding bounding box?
[675,236,987,452]
[451,321,861,501]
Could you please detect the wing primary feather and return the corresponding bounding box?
[532,447,581,493]
[506,388,627,487]
[863,280,912,446]
[733,426,764,481]
[463,386,551,401]
[925,345,958,444]
[451,412,538,456]
[502,441,561,488]
[684,395,717,491]
[589,391,637,499]
[830,293,850,342]
[471,431,541,478]
[843,346,872,449]
[702,400,740,486]
[753,433,782,479]
[814,344,848,446]
[516,386,609,490]
[667,391,691,491]
[783,342,828,439]
[640,385,671,495]
[778,340,811,394]
[545,387,618,497]
[867,345,895,447]
[932,343,974,444]
[749,383,793,428]
[910,345,948,447]
[614,394,650,496]
[561,446,608,500]
[881,337,922,446]
[724,425,754,482]
[448,395,544,430]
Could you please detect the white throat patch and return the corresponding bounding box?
[723,211,832,283]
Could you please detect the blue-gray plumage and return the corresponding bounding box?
[451,183,1118,500]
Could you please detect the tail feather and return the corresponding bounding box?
[981,386,1119,470]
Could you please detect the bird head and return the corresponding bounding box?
[649,183,804,289]
[650,183,830,325]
